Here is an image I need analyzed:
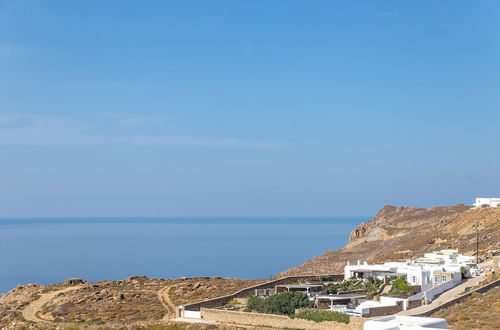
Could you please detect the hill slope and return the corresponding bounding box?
[280,205,500,276]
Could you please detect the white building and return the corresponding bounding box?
[364,315,448,329]
[473,197,500,208]
[344,249,475,292]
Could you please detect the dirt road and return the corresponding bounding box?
[22,285,83,322]
[157,285,177,320]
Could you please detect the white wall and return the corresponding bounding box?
[475,198,500,208]
[408,279,457,303]
[380,296,408,310]
[183,310,202,319]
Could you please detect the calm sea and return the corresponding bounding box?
[0,217,367,294]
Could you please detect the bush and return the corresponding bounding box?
[247,295,264,312]
[326,280,358,294]
[326,278,383,295]
[224,299,240,307]
[292,309,350,324]
[389,277,412,295]
[247,292,308,316]
[460,266,468,279]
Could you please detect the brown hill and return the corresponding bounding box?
[280,205,500,277]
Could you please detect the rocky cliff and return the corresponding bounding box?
[280,205,500,277]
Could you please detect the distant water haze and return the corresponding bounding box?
[0,217,367,294]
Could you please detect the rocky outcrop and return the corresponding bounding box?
[348,204,470,247]
[280,205,500,277]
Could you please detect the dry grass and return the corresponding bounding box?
[0,276,267,328]
[169,277,267,306]
[433,286,500,329]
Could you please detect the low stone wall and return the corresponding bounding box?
[201,308,365,330]
[183,274,343,311]
[363,303,403,318]
[416,278,500,317]
[408,299,422,309]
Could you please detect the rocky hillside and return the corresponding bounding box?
[280,205,500,276]
[0,276,264,329]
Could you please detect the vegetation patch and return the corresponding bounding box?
[247,292,308,316]
[388,277,412,295]
[291,308,350,324]
[326,277,383,297]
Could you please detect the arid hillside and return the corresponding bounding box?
[0,276,264,329]
[280,205,500,276]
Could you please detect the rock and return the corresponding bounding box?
[193,282,201,289]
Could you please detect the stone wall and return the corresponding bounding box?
[363,302,404,318]
[408,299,422,309]
[183,274,343,311]
[201,308,365,330]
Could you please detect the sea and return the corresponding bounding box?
[0,217,367,294]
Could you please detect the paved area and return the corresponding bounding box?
[171,317,217,324]
[398,275,485,316]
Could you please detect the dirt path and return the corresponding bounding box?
[22,285,83,323]
[157,285,177,320]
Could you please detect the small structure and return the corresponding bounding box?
[65,278,85,285]
[364,315,448,329]
[275,284,324,296]
[254,288,272,297]
[316,293,366,310]
[473,197,500,208]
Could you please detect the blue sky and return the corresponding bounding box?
[0,1,499,217]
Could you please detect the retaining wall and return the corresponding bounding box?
[415,278,500,317]
[183,274,343,311]
[201,308,365,330]
[362,303,403,318]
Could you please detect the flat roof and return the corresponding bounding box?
[351,269,406,276]
[365,315,448,327]
[276,284,323,289]
[316,294,366,300]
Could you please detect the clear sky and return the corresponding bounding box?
[0,1,499,217]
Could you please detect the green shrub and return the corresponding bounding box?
[326,280,359,294]
[291,309,350,324]
[247,295,265,312]
[326,278,383,295]
[389,277,412,295]
[460,266,468,279]
[247,292,308,316]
